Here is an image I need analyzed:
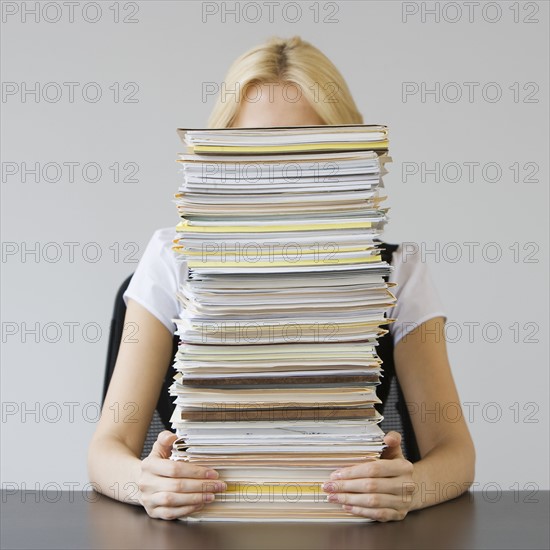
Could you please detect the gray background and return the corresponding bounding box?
[1,1,548,493]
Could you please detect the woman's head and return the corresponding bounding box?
[207,36,363,128]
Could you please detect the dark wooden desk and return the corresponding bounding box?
[1,491,548,549]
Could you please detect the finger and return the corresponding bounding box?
[382,431,405,460]
[330,458,409,480]
[149,490,216,509]
[145,457,220,480]
[322,477,400,496]
[150,431,178,459]
[326,491,404,511]
[341,505,406,522]
[140,476,227,494]
[150,504,205,521]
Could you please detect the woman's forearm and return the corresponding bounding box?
[87,435,143,505]
[409,437,476,511]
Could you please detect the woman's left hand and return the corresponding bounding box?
[322,431,416,521]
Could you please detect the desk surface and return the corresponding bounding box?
[1,490,548,550]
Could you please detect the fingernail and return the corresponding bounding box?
[205,493,215,502]
[215,482,227,491]
[330,470,343,480]
[322,482,335,492]
[342,504,352,512]
[327,494,339,503]
[206,470,219,479]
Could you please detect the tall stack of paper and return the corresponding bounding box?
[169,125,396,522]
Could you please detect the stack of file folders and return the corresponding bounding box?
[169,125,397,522]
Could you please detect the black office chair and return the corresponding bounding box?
[103,244,421,462]
[102,275,177,459]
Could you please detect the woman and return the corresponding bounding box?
[88,36,475,521]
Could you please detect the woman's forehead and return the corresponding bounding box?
[231,82,325,128]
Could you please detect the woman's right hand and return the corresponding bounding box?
[137,430,227,520]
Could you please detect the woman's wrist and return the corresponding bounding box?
[408,461,428,511]
[89,437,144,506]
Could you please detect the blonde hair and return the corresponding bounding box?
[207,36,363,128]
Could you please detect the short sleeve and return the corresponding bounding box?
[122,227,181,335]
[386,242,447,346]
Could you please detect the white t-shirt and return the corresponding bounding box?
[122,227,447,346]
